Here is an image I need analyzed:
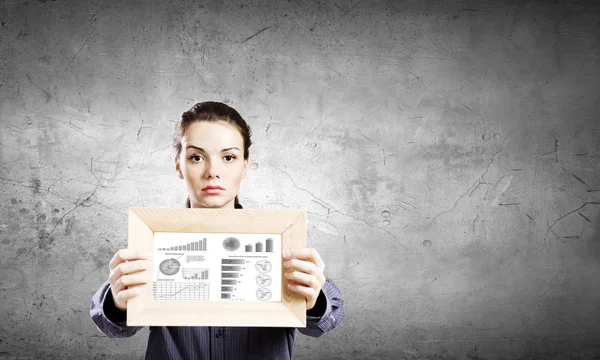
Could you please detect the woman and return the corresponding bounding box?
[90,101,344,359]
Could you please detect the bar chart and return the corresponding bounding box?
[153,282,209,300]
[182,268,209,280]
[244,238,275,253]
[222,259,246,265]
[221,259,244,300]
[152,232,282,302]
[158,238,207,251]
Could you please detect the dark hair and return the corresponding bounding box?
[174,101,252,208]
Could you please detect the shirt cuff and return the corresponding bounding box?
[102,289,128,324]
[306,289,331,321]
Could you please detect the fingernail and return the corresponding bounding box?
[283,252,290,259]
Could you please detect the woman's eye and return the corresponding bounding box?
[189,155,203,162]
[224,155,236,162]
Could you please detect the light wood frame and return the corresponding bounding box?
[126,208,307,327]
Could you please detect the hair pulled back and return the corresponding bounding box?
[173,101,252,208]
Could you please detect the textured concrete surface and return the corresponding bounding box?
[1,0,600,359]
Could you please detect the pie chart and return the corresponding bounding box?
[159,258,181,276]
[256,288,272,301]
[222,237,241,251]
[256,274,272,287]
[255,260,272,273]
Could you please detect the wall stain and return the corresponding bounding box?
[90,242,115,270]
[64,217,75,236]
[32,178,41,194]
[0,265,27,290]
[37,232,54,250]
[466,349,485,360]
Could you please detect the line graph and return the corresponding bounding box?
[153,282,210,300]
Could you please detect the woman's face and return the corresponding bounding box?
[175,121,248,209]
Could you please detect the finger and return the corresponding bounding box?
[115,286,142,305]
[109,259,152,285]
[284,270,319,289]
[109,249,151,270]
[111,281,125,297]
[284,248,324,269]
[111,271,150,298]
[287,283,317,300]
[283,258,318,275]
[118,271,152,288]
[110,259,151,283]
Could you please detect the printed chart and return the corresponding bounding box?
[153,282,210,300]
[153,232,282,302]
[182,268,209,280]
[158,238,207,252]
[244,238,275,252]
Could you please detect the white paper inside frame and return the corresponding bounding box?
[152,232,282,302]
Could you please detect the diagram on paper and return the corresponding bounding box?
[152,232,281,302]
[153,282,209,300]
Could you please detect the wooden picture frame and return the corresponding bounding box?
[126,208,307,327]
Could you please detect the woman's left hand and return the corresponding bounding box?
[283,248,326,310]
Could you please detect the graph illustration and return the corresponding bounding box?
[256,288,272,301]
[152,232,281,302]
[222,259,246,265]
[255,260,272,273]
[222,258,244,299]
[256,274,272,287]
[222,237,240,251]
[153,282,209,300]
[182,268,209,280]
[158,238,207,251]
[244,238,274,252]
[159,259,181,276]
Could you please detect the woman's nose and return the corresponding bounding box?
[204,159,221,179]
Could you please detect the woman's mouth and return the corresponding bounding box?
[202,185,224,195]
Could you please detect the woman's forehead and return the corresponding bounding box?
[182,121,244,148]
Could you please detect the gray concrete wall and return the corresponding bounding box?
[1,0,600,359]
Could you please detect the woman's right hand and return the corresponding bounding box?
[108,249,152,311]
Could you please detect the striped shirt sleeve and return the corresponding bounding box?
[90,280,145,338]
[298,278,345,338]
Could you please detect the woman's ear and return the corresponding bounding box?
[175,156,184,179]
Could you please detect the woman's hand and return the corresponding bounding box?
[283,248,326,310]
[108,249,152,311]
